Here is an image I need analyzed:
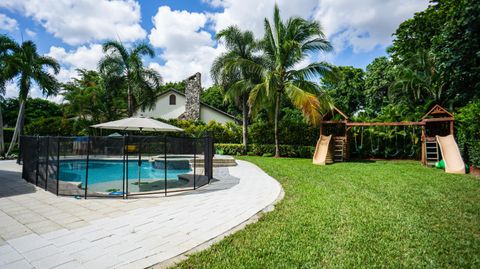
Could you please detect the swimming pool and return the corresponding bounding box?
[59,159,191,185]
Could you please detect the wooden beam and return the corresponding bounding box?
[421,117,454,123]
[346,122,425,127]
[319,120,347,124]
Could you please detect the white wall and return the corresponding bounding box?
[200,106,236,124]
[135,92,236,124]
[135,92,185,119]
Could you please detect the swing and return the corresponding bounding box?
[370,127,381,155]
[386,127,400,157]
[353,126,364,154]
[408,126,419,157]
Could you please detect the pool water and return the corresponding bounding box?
[59,159,191,185]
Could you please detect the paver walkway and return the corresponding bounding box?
[0,160,282,269]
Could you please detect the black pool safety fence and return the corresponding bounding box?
[19,135,214,199]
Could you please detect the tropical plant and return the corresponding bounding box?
[0,35,21,156]
[247,5,334,157]
[211,26,263,153]
[364,57,396,115]
[390,50,444,104]
[99,41,162,117]
[2,38,60,156]
[322,66,365,115]
[63,69,126,124]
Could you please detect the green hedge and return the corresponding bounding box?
[215,143,315,158]
[461,140,480,168]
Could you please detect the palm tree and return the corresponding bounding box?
[211,26,263,153]
[248,5,334,157]
[0,35,18,156]
[3,39,60,157]
[391,49,444,104]
[99,41,162,117]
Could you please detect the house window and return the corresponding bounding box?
[169,94,176,105]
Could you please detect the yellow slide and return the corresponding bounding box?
[313,135,332,165]
[436,135,466,174]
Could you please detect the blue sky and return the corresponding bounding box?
[0,0,429,101]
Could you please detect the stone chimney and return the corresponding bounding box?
[182,72,201,121]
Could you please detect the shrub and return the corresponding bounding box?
[25,117,75,136]
[215,143,315,158]
[461,140,480,168]
[163,119,241,143]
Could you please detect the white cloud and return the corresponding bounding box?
[209,0,318,38]
[0,0,146,45]
[46,44,104,83]
[0,13,18,32]
[25,28,36,38]
[148,6,223,86]
[314,0,429,53]
[207,0,428,54]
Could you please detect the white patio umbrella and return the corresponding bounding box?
[91,117,183,132]
[91,117,183,189]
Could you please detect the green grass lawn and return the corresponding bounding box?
[176,157,480,268]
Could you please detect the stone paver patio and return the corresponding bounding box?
[0,159,282,269]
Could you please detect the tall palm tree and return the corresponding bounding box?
[211,26,263,153]
[3,39,60,157]
[0,35,18,156]
[248,5,334,157]
[99,41,162,117]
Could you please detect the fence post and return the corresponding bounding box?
[35,136,39,186]
[122,135,126,199]
[45,136,50,191]
[125,135,129,199]
[164,135,167,196]
[193,138,196,190]
[56,137,60,196]
[84,136,91,199]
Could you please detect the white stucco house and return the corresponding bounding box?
[134,73,238,124]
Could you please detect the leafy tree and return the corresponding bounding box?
[211,26,262,153]
[200,85,239,116]
[388,1,446,63]
[159,81,186,93]
[248,5,333,156]
[389,0,479,108]
[0,98,62,127]
[364,57,395,115]
[99,41,162,116]
[432,0,480,106]
[63,69,126,127]
[456,100,480,141]
[2,39,60,156]
[390,50,444,105]
[322,66,365,115]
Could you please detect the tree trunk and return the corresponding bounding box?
[6,100,25,157]
[242,93,249,154]
[0,105,4,157]
[274,92,281,157]
[127,83,132,117]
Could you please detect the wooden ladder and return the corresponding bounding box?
[425,141,439,166]
[333,138,344,162]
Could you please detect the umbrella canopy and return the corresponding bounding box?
[91,117,183,132]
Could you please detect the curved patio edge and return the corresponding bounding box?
[152,160,285,269]
[0,159,283,269]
